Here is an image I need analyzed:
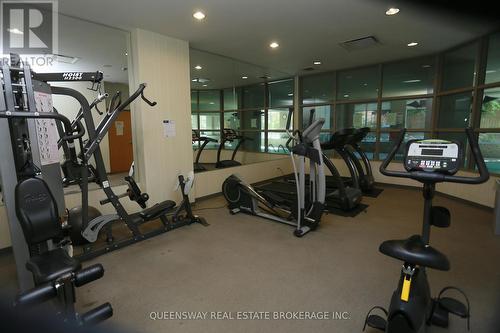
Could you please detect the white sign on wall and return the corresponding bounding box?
[163,120,176,138]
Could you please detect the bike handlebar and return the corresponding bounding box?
[379,128,489,184]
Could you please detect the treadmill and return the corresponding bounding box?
[192,130,217,172]
[259,129,362,212]
[320,128,362,190]
[215,128,247,168]
[344,127,376,193]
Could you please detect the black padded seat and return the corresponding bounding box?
[139,200,176,221]
[379,235,450,271]
[26,248,81,284]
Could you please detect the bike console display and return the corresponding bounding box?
[404,140,461,175]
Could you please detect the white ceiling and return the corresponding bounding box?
[57,0,497,77]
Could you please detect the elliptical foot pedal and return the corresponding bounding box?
[439,297,468,318]
[363,306,387,331]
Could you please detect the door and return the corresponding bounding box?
[109,110,133,173]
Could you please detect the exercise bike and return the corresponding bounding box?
[363,128,489,332]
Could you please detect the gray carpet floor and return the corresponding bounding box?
[0,185,499,333]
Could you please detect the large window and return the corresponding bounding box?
[381,99,432,130]
[441,42,478,91]
[301,73,335,104]
[297,31,500,174]
[437,92,472,129]
[383,57,435,97]
[223,88,239,110]
[241,84,265,109]
[191,78,295,154]
[199,112,221,130]
[337,66,379,101]
[336,103,377,129]
[302,105,332,130]
[481,88,500,128]
[198,90,220,111]
[191,32,500,173]
[485,33,500,84]
[479,133,500,173]
[269,79,294,107]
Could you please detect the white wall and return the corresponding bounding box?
[129,29,193,203]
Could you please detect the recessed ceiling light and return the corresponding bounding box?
[313,60,322,65]
[202,84,208,87]
[343,94,350,98]
[269,42,279,48]
[403,79,422,83]
[486,70,497,74]
[242,76,248,79]
[407,42,419,47]
[209,102,215,105]
[191,79,198,82]
[385,8,400,15]
[287,93,293,96]
[193,11,206,20]
[421,64,431,68]
[194,65,202,70]
[125,52,128,56]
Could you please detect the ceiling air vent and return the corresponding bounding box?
[340,36,380,51]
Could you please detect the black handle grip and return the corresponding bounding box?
[141,89,157,106]
[286,107,293,130]
[74,264,104,287]
[80,302,113,325]
[308,108,316,127]
[379,129,408,178]
[14,282,56,307]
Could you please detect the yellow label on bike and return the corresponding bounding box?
[401,276,412,302]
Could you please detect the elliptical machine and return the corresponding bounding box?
[363,128,489,332]
[222,116,326,237]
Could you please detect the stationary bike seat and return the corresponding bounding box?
[379,235,450,271]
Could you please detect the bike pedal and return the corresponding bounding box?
[365,315,387,331]
[439,297,468,318]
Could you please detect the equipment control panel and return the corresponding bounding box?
[404,139,462,175]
